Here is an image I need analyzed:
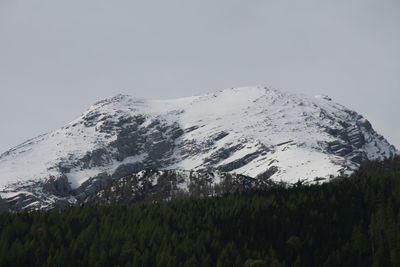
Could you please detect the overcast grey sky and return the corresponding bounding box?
[1,0,399,153]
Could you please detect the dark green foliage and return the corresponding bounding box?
[1,157,400,266]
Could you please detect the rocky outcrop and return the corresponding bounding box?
[83,169,275,205]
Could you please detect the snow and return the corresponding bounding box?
[176,176,189,191]
[0,190,32,199]
[66,169,103,189]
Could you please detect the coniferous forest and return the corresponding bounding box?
[1,157,400,267]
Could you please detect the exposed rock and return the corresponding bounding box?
[42,175,72,197]
[256,166,279,180]
[217,152,260,172]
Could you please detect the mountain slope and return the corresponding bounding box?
[83,170,274,205]
[0,87,397,210]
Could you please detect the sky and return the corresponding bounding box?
[0,0,399,153]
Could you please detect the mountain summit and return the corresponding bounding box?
[0,87,397,210]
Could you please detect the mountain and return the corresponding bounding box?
[0,87,397,210]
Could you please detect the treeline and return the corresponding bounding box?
[0,157,400,266]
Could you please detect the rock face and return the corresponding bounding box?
[0,87,397,210]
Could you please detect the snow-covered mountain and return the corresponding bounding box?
[0,87,397,210]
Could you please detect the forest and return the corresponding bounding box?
[0,156,400,267]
